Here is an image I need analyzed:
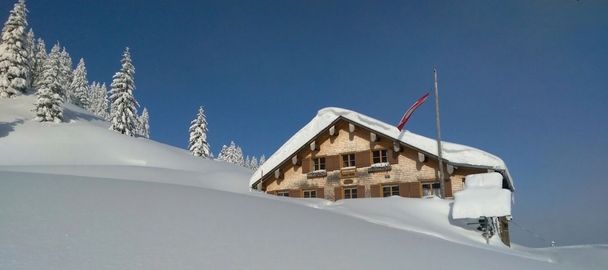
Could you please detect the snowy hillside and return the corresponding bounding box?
[1,96,607,270]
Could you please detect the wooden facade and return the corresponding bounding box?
[255,119,499,201]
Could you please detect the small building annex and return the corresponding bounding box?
[249,107,515,201]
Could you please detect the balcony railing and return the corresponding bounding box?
[307,170,327,178]
[368,162,391,173]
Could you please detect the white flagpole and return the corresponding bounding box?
[433,67,446,198]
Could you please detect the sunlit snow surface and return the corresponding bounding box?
[1,96,606,270]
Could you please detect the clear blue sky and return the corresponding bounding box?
[5,0,607,246]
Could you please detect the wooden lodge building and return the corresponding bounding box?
[249,107,515,202]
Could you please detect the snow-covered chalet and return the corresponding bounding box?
[250,107,514,201]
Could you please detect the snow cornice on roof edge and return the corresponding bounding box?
[250,107,513,190]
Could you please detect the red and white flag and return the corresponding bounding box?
[397,92,430,131]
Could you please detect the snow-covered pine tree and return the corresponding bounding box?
[58,47,73,99]
[68,58,90,109]
[98,83,110,120]
[25,29,35,88]
[109,48,139,136]
[92,82,109,119]
[33,44,63,122]
[217,141,245,165]
[31,38,47,90]
[250,156,259,170]
[235,146,245,166]
[89,82,110,120]
[137,107,150,138]
[259,154,266,166]
[0,0,30,98]
[217,144,228,161]
[188,106,211,158]
[244,156,251,168]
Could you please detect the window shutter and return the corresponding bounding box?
[408,182,422,198]
[370,184,381,197]
[302,158,311,173]
[388,150,399,164]
[355,151,371,167]
[316,187,325,199]
[399,182,410,197]
[334,186,342,201]
[444,179,453,198]
[289,189,301,198]
[326,155,339,171]
[357,185,365,198]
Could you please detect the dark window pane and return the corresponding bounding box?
[314,158,326,170]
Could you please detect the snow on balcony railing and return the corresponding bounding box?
[368,162,391,173]
[307,169,327,178]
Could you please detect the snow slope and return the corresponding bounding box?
[1,95,606,270]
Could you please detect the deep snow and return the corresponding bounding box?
[1,95,606,270]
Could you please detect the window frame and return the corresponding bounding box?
[342,153,356,168]
[372,149,388,164]
[343,186,358,199]
[382,184,399,197]
[276,191,289,197]
[422,181,441,197]
[313,157,326,171]
[303,190,317,198]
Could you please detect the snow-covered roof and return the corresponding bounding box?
[250,107,513,188]
[452,172,512,219]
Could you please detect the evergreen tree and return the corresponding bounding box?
[217,145,228,160]
[235,146,244,166]
[0,0,30,98]
[259,155,266,166]
[98,83,110,120]
[89,82,110,120]
[109,48,139,136]
[188,106,211,158]
[250,156,259,170]
[245,155,251,168]
[31,38,46,90]
[217,141,244,165]
[25,28,35,87]
[68,58,90,109]
[33,44,63,122]
[137,107,150,138]
[58,47,73,99]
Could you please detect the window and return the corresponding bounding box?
[372,150,388,164]
[382,184,399,197]
[303,190,317,198]
[422,182,441,197]
[313,157,326,171]
[344,187,358,199]
[342,154,356,167]
[277,191,289,197]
